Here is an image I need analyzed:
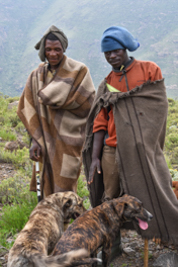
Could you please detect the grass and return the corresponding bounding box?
[0,171,32,204]
[0,129,16,141]
[77,171,90,209]
[0,192,38,248]
[0,147,30,167]
[164,98,178,166]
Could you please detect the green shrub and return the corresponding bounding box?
[0,172,31,204]
[77,174,90,209]
[0,147,30,168]
[6,96,19,103]
[164,154,172,169]
[15,121,26,134]
[168,98,175,106]
[0,128,16,141]
[170,169,178,181]
[0,192,37,247]
[0,115,5,125]
[169,147,178,165]
[8,114,21,128]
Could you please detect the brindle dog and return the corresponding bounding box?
[7,191,86,267]
[42,194,153,267]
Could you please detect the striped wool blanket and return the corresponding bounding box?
[17,55,95,197]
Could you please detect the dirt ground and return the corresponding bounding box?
[0,162,17,181]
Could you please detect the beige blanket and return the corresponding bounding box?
[17,55,95,197]
[83,79,178,244]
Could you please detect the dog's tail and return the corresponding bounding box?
[34,249,101,267]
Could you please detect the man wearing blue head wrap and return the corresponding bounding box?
[83,26,178,265]
[101,26,140,52]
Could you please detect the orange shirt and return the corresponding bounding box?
[93,59,163,147]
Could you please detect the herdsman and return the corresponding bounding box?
[17,25,95,198]
[83,26,178,261]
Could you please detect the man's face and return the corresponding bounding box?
[45,39,64,70]
[104,49,128,69]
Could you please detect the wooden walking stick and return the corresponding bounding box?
[144,239,149,267]
[35,161,41,202]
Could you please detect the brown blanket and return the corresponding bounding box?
[17,55,95,197]
[83,78,178,244]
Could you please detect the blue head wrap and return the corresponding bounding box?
[101,26,140,52]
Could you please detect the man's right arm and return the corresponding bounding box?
[88,130,105,184]
[88,107,108,184]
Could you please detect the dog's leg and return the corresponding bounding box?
[102,242,111,267]
[91,251,97,267]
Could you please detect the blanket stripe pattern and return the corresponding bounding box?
[18,55,95,196]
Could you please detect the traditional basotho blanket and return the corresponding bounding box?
[83,78,178,244]
[17,55,95,197]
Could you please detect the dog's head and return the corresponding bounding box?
[113,194,153,230]
[61,191,86,223]
[39,192,86,224]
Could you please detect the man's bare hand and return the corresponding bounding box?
[88,158,101,185]
[29,139,41,161]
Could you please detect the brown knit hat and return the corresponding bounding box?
[34,25,68,62]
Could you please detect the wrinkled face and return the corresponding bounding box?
[104,49,128,69]
[45,39,64,70]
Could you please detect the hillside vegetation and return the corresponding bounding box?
[0,0,178,97]
[0,93,177,267]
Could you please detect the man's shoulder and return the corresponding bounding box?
[135,59,160,69]
[64,56,88,71]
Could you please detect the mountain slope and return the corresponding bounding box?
[0,0,178,97]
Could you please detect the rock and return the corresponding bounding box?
[129,241,139,249]
[4,141,19,152]
[123,246,135,256]
[153,252,178,267]
[4,140,27,152]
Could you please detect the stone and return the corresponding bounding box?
[123,247,135,256]
[153,252,178,267]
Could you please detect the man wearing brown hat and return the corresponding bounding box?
[17,25,95,198]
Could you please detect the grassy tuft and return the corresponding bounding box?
[0,172,31,204]
[0,129,16,141]
[0,192,37,248]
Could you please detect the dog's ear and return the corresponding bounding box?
[112,198,125,217]
[63,198,72,210]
